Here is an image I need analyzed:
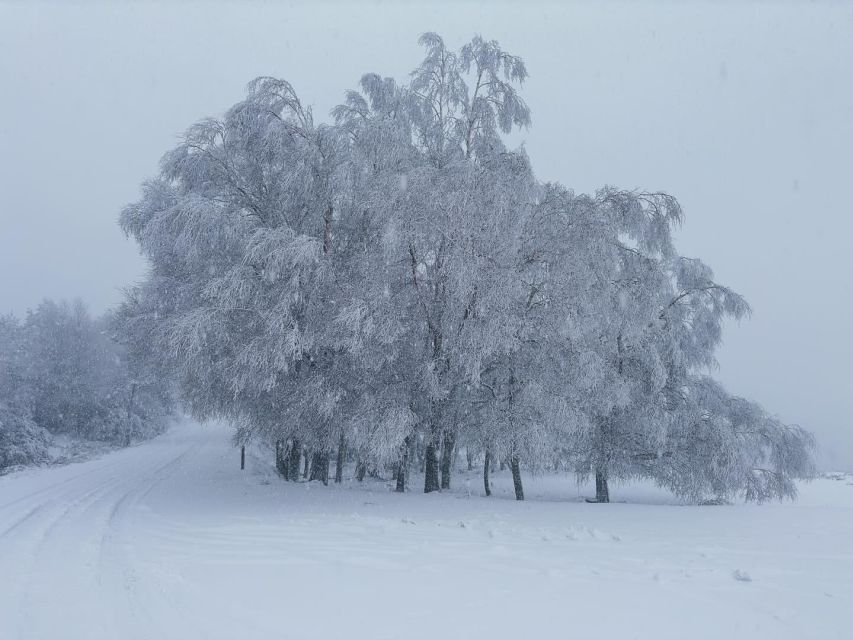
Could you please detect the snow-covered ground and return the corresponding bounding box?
[1,420,850,640]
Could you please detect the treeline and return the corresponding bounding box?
[118,33,814,503]
[0,299,173,471]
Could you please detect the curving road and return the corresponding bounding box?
[0,423,221,640]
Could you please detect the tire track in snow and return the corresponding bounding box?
[93,444,200,640]
[0,503,48,538]
[1,474,123,547]
[5,472,137,639]
[5,434,199,640]
[0,455,126,512]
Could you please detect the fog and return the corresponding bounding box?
[1,1,850,469]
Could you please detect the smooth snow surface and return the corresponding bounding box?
[1,421,850,640]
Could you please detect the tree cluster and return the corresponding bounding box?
[0,299,173,471]
[119,33,814,502]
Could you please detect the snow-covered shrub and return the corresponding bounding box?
[0,402,50,471]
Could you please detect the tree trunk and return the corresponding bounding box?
[395,436,410,493]
[510,456,524,501]
[483,450,491,497]
[323,204,333,254]
[125,382,137,446]
[356,460,366,482]
[440,431,455,490]
[466,449,474,471]
[334,432,345,484]
[302,450,310,479]
[240,445,245,470]
[424,441,440,493]
[499,459,506,471]
[595,468,610,503]
[310,451,330,485]
[289,440,301,482]
[275,440,288,479]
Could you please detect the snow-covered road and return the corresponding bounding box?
[1,420,851,640]
[0,424,208,639]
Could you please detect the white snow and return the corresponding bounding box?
[1,420,850,640]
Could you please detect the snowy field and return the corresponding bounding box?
[1,421,850,640]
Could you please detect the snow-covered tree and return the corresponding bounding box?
[24,300,119,438]
[382,33,536,493]
[656,376,815,502]
[118,31,815,503]
[0,315,49,470]
[0,301,172,471]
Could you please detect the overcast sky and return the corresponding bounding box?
[1,1,851,468]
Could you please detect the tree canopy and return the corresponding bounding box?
[119,33,814,503]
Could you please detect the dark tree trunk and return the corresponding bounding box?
[309,451,330,485]
[595,468,610,503]
[440,431,455,490]
[499,459,506,471]
[395,436,410,493]
[510,456,524,501]
[466,449,474,471]
[334,432,345,484]
[302,450,310,479]
[416,438,425,473]
[590,339,619,504]
[275,440,288,479]
[424,441,440,493]
[483,450,491,497]
[356,460,366,482]
[240,445,245,470]
[323,204,333,254]
[288,440,301,482]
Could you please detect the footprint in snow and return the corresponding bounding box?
[732,569,752,582]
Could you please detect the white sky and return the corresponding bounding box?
[1,1,851,468]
